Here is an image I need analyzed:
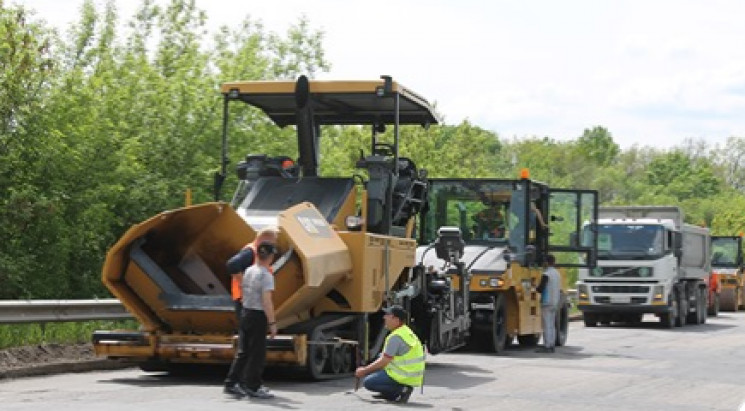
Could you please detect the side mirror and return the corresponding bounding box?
[587,249,597,268]
[672,232,683,258]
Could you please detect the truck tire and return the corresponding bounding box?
[734,289,741,311]
[660,292,677,329]
[486,295,508,354]
[583,312,598,327]
[555,301,569,347]
[686,287,704,325]
[707,293,719,316]
[675,289,686,327]
[720,288,737,311]
[698,288,707,324]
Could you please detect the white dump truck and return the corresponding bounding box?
[576,206,711,328]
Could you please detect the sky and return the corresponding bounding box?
[16,0,745,149]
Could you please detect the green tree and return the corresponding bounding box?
[0,0,330,299]
[646,150,722,201]
[575,126,619,167]
[0,1,61,298]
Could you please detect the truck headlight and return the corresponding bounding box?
[653,285,664,301]
[489,278,504,287]
[577,284,589,300]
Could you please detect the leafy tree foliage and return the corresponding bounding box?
[1,0,744,299]
[575,126,619,167]
[0,0,329,298]
[645,150,722,201]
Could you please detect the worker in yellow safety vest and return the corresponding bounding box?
[354,305,425,404]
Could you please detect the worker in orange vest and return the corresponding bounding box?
[226,227,279,327]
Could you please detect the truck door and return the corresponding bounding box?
[547,189,598,268]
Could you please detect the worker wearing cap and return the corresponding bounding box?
[355,305,425,404]
[224,241,279,399]
[226,227,279,327]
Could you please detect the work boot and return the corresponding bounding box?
[224,382,248,397]
[395,386,414,403]
[246,386,275,399]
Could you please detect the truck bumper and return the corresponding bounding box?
[577,303,670,315]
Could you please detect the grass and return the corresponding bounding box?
[0,320,139,350]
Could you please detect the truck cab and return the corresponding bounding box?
[577,206,710,328]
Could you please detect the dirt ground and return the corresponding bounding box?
[0,343,126,380]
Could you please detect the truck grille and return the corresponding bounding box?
[594,296,647,304]
[592,285,650,294]
[594,267,653,277]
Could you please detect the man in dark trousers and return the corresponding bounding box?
[355,305,425,404]
[223,241,278,399]
[535,254,560,353]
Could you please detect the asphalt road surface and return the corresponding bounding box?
[2,312,745,411]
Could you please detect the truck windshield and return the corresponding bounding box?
[711,237,740,267]
[421,180,529,247]
[584,224,665,260]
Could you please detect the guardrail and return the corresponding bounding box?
[0,299,133,324]
[0,289,577,325]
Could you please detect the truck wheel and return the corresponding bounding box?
[659,312,674,328]
[660,293,677,329]
[487,295,508,354]
[583,313,598,327]
[707,293,719,316]
[308,344,329,379]
[720,288,736,311]
[555,302,569,347]
[698,288,707,324]
[675,290,686,327]
[686,288,703,325]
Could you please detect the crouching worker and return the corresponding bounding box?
[355,305,425,404]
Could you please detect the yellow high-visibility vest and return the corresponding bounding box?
[383,324,425,387]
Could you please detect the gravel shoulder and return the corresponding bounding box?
[0,343,130,380]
